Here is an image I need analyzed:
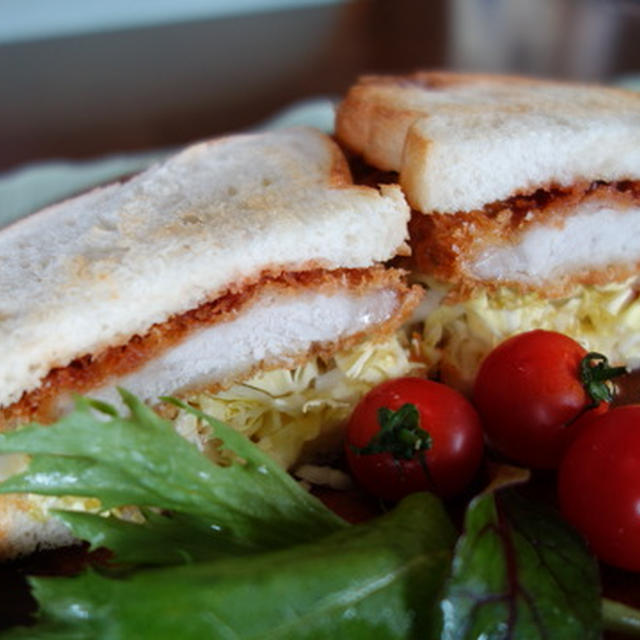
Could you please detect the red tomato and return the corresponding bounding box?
[473,330,622,469]
[558,405,640,572]
[345,377,484,501]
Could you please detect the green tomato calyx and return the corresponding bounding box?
[580,352,627,406]
[353,403,432,460]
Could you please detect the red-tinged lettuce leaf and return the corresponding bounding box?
[4,493,457,640]
[0,391,345,563]
[440,487,602,640]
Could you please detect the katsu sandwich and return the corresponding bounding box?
[0,127,422,556]
[337,71,640,389]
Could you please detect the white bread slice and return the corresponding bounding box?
[336,72,640,213]
[0,492,78,559]
[0,128,411,411]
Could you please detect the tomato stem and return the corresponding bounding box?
[351,403,432,461]
[579,352,627,407]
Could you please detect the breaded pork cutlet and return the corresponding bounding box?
[409,180,640,299]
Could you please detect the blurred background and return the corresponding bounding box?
[1,0,639,172]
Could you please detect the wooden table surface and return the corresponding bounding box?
[1,0,638,172]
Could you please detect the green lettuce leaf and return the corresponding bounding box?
[5,493,457,640]
[440,488,602,640]
[0,391,345,563]
[0,392,618,640]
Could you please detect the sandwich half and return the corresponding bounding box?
[337,71,640,390]
[0,127,422,556]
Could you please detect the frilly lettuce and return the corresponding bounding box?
[0,391,346,565]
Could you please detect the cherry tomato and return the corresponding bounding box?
[473,330,623,469]
[345,377,484,501]
[558,405,640,572]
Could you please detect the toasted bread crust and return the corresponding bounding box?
[1,267,421,429]
[336,70,569,168]
[409,181,640,299]
[337,71,640,213]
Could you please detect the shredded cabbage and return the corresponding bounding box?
[415,277,640,392]
[175,334,423,469]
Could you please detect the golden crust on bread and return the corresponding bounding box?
[1,267,421,429]
[336,71,561,169]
